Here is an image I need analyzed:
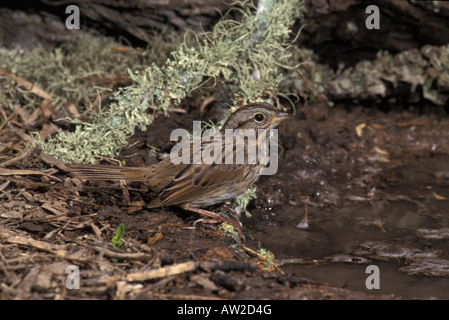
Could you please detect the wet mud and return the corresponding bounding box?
[247,103,449,299]
[1,101,448,299]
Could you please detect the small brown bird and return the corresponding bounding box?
[67,103,289,239]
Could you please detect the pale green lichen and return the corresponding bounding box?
[232,185,257,218]
[283,44,449,106]
[32,0,306,163]
[0,33,165,113]
[257,248,276,271]
[219,222,240,238]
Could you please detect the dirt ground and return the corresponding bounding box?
[1,99,448,300]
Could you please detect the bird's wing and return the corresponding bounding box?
[153,162,249,207]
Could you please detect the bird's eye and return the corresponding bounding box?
[254,113,265,122]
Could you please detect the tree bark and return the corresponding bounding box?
[2,0,449,67]
[300,0,449,67]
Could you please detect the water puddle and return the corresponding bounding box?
[253,155,449,299]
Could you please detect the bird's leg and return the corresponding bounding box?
[219,204,242,227]
[180,204,245,241]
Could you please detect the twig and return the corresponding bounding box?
[200,96,216,113]
[0,168,61,182]
[0,110,16,133]
[116,261,199,282]
[0,228,89,263]
[0,70,52,101]
[90,245,152,261]
[0,150,31,168]
[240,244,285,275]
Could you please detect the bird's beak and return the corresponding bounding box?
[270,112,291,125]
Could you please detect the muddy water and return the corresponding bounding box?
[254,155,449,299]
[247,104,449,300]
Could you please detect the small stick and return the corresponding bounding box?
[123,261,199,282]
[0,150,31,167]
